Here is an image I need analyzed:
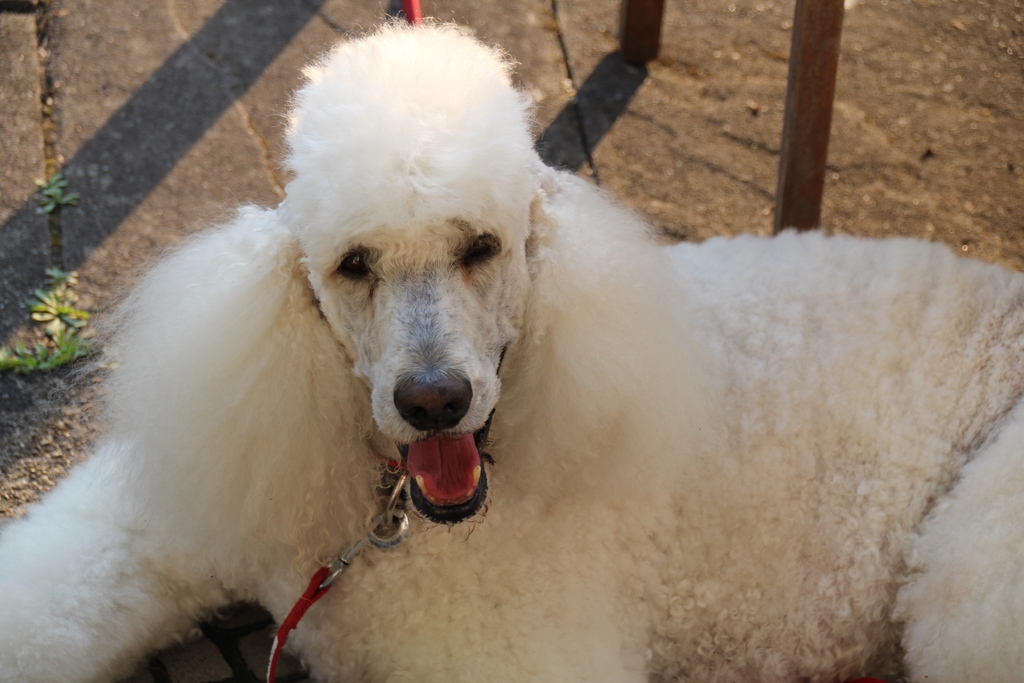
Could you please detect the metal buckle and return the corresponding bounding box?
[318,472,409,590]
[368,472,409,549]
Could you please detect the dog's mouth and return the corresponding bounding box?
[397,417,492,524]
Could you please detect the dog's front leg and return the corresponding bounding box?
[0,446,228,682]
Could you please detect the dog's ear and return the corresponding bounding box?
[526,194,544,263]
[281,239,324,321]
[276,200,329,321]
[526,164,560,264]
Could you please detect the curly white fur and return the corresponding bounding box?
[2,23,1024,683]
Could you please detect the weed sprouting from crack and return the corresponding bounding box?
[35,173,80,214]
[0,268,94,374]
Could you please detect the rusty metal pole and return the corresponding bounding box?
[619,0,666,66]
[774,0,845,233]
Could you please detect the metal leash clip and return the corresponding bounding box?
[318,472,409,590]
[368,472,410,549]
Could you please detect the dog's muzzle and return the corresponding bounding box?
[396,414,494,525]
[393,368,498,525]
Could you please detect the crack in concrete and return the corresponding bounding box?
[717,129,782,156]
[33,0,64,270]
[234,100,286,199]
[167,0,230,82]
[617,109,775,199]
[622,107,678,140]
[670,147,776,200]
[313,9,344,34]
[549,0,599,183]
[167,0,285,199]
[166,0,187,42]
[306,0,355,37]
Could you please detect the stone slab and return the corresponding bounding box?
[556,0,1024,267]
[50,0,301,311]
[233,0,383,190]
[825,0,1024,269]
[558,0,793,240]
[0,12,79,511]
[0,13,49,341]
[159,636,233,681]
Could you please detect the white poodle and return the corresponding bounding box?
[2,23,1024,683]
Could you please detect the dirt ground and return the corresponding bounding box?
[565,0,1024,263]
[1,0,1022,516]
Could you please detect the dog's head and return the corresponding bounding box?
[282,24,539,523]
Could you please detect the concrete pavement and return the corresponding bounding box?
[0,0,1021,679]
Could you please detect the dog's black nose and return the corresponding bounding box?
[394,372,473,432]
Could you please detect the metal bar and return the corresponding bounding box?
[619,0,666,66]
[774,0,845,233]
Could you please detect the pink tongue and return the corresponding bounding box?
[406,434,481,505]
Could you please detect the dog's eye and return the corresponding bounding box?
[338,250,371,279]
[462,234,500,268]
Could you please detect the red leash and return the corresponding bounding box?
[266,567,333,682]
[267,467,408,682]
[402,0,422,24]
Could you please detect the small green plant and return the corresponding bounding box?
[0,329,92,373]
[0,268,94,374]
[35,173,80,214]
[29,268,90,337]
